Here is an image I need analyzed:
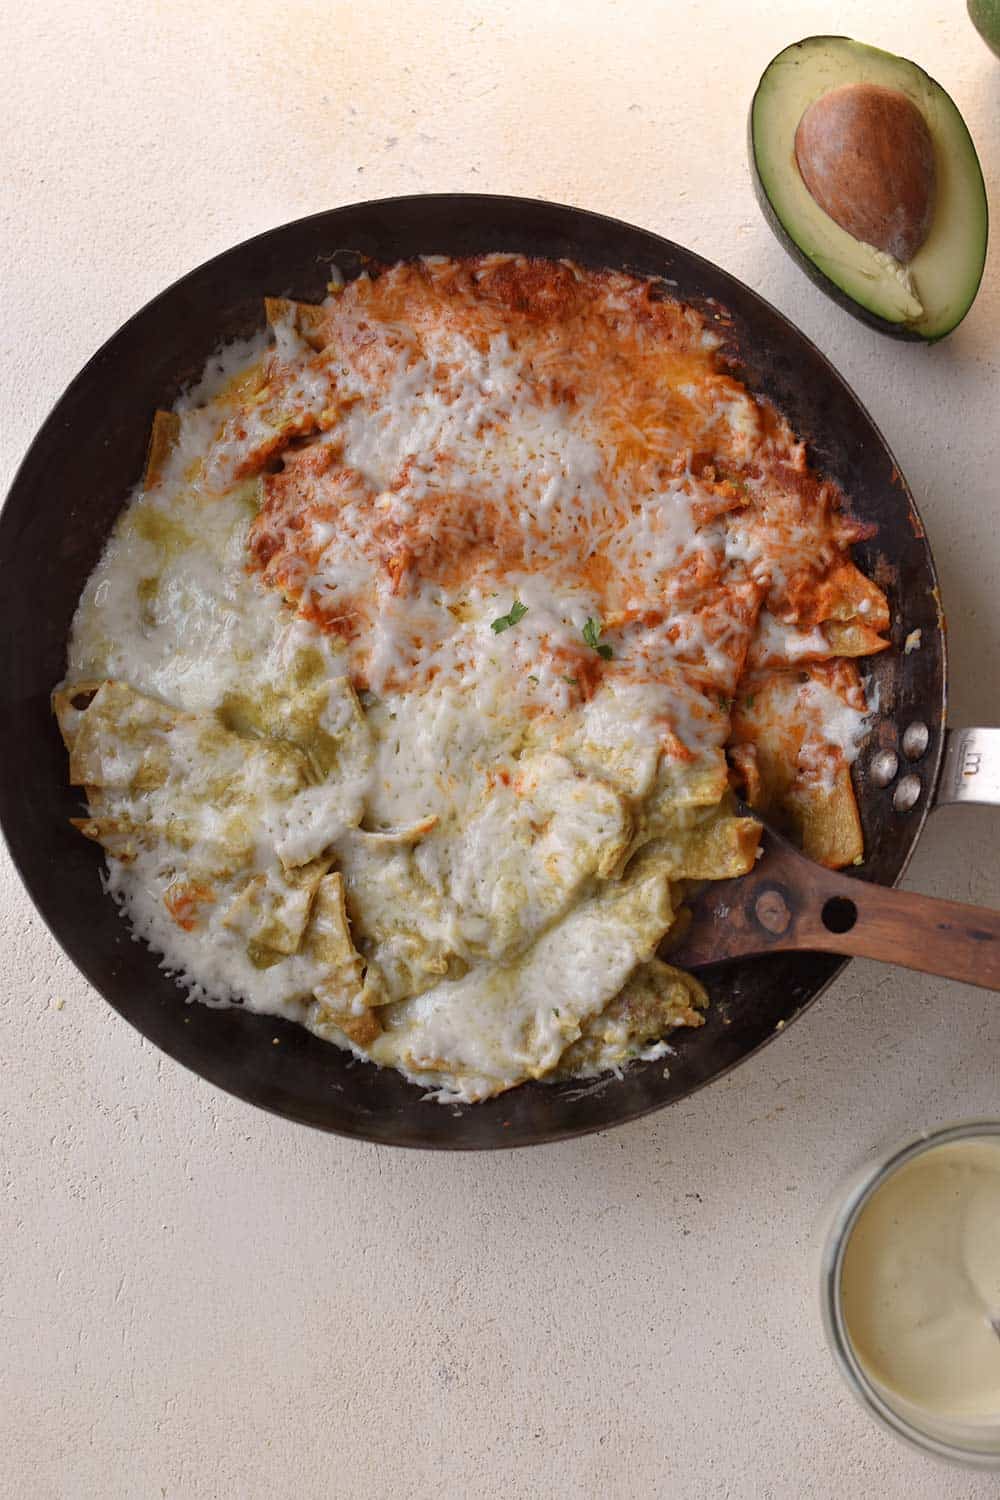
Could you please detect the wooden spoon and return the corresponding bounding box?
[666,809,1000,992]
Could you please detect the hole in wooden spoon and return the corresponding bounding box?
[822,896,858,934]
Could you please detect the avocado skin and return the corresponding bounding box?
[748,36,988,343]
[969,0,1000,58]
[746,91,925,342]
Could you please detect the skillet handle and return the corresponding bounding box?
[933,727,1000,808]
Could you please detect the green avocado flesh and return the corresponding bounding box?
[750,37,988,340]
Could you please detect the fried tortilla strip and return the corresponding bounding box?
[823,620,891,658]
[733,741,862,867]
[264,297,328,351]
[204,407,317,491]
[786,765,864,869]
[218,667,371,784]
[671,813,761,880]
[144,410,181,489]
[202,330,343,490]
[217,667,371,868]
[52,681,104,754]
[731,718,797,823]
[217,359,267,409]
[647,749,731,818]
[813,562,890,633]
[222,857,331,956]
[728,664,869,868]
[164,878,216,931]
[357,816,439,847]
[633,807,760,885]
[785,560,890,636]
[747,610,888,672]
[303,873,386,1047]
[623,749,731,865]
[333,834,459,1004]
[554,959,708,1077]
[554,682,665,799]
[445,752,634,962]
[70,807,142,863]
[66,680,181,788]
[308,872,386,1014]
[313,1007,382,1049]
[338,750,633,997]
[372,853,676,1101]
[60,680,316,879]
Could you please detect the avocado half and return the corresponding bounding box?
[749,37,988,341]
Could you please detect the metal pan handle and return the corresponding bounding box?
[934,727,1000,809]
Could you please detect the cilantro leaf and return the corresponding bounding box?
[491,599,528,634]
[583,616,613,660]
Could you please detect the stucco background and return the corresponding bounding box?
[2,2,998,1495]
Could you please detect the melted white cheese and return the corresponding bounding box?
[62,263,883,1100]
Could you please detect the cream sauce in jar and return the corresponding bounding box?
[840,1139,1000,1421]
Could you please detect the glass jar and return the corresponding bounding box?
[820,1119,1000,1467]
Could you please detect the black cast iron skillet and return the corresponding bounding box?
[1,194,986,1149]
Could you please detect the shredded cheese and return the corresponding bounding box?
[61,255,889,1100]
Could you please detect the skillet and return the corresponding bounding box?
[0,193,991,1149]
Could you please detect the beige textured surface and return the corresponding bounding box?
[2,2,999,1495]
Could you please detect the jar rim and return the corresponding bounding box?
[821,1118,1000,1468]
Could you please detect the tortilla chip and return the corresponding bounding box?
[311,1004,383,1049]
[674,815,761,880]
[164,879,216,931]
[375,856,677,1099]
[823,620,891,658]
[223,857,331,956]
[810,562,890,633]
[623,749,731,866]
[67,681,180,788]
[144,410,181,489]
[357,816,439,846]
[218,670,371,786]
[787,766,864,869]
[69,811,141,863]
[638,811,760,883]
[52,681,104,753]
[308,872,377,1013]
[554,958,708,1075]
[264,296,328,351]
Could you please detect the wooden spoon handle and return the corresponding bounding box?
[669,835,1000,991]
[787,871,1000,990]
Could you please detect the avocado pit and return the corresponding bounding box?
[794,82,935,265]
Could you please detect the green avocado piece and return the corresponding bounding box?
[749,36,988,340]
[969,0,1000,58]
